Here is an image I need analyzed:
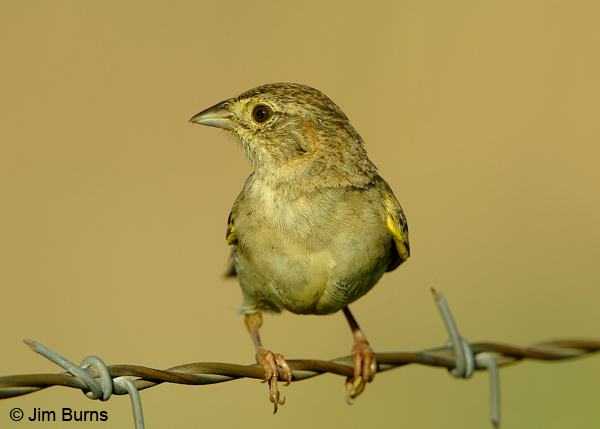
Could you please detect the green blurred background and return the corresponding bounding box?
[1,1,599,428]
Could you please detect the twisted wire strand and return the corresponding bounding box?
[3,339,596,394]
[2,339,597,396]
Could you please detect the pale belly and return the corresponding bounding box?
[233,223,391,315]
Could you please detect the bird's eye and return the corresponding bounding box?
[252,105,271,123]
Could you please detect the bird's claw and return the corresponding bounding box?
[256,348,292,413]
[344,338,377,403]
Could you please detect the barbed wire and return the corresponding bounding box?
[1,288,598,428]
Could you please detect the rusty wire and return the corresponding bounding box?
[1,288,598,428]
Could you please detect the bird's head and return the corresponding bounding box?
[190,83,376,185]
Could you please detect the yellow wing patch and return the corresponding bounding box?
[387,216,409,261]
[226,212,238,245]
[384,191,410,270]
[226,225,237,245]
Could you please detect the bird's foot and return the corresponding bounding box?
[344,338,377,404]
[256,348,292,413]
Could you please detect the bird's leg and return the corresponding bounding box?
[244,312,292,413]
[342,306,377,404]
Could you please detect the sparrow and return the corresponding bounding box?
[190,83,409,412]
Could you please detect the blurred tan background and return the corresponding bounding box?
[1,1,599,428]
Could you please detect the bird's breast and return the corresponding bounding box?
[230,181,393,314]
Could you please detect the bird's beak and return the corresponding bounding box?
[189,98,235,130]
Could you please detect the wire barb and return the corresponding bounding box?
[431,288,475,378]
[476,353,500,428]
[1,291,599,428]
[22,339,145,429]
[432,288,498,425]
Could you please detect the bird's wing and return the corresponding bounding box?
[383,190,410,272]
[224,211,238,277]
[226,211,238,245]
